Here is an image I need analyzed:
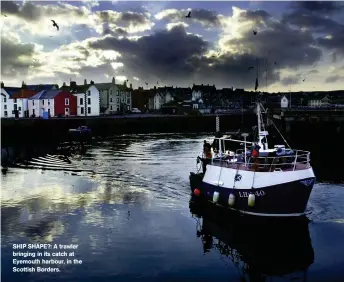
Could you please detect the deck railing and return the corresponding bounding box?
[208,150,311,172]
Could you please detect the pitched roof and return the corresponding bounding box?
[192,84,216,92]
[26,84,58,91]
[70,85,91,94]
[10,90,39,99]
[29,90,62,100]
[3,87,21,96]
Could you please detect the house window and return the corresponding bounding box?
[18,107,21,111]
[110,98,112,102]
[110,105,113,110]
[81,107,84,114]
[117,98,119,103]
[48,109,50,115]
[14,98,17,103]
[127,98,130,104]
[65,98,69,105]
[4,105,7,110]
[42,100,45,105]
[87,107,91,114]
[65,108,69,115]
[32,100,34,105]
[4,111,7,117]
[80,98,83,105]
[48,100,50,105]
[88,98,91,105]
[87,90,91,96]
[117,90,119,96]
[4,97,7,103]
[110,90,112,95]
[14,104,17,110]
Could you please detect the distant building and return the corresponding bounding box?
[308,94,331,107]
[281,95,289,108]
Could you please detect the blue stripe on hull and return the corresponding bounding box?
[199,178,315,216]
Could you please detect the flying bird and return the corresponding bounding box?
[157,81,159,85]
[51,20,59,31]
[248,66,254,71]
[303,79,306,82]
[145,82,148,86]
[253,30,258,35]
[186,11,191,18]
[274,62,277,65]
[2,14,7,17]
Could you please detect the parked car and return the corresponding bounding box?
[131,108,141,113]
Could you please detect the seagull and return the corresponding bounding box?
[145,82,148,86]
[303,79,306,82]
[253,30,258,35]
[2,14,7,17]
[186,11,191,18]
[274,62,277,65]
[157,81,159,85]
[51,20,59,31]
[248,66,254,71]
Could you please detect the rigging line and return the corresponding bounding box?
[271,119,292,149]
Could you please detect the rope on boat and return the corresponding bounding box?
[269,117,292,149]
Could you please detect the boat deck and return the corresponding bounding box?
[209,151,311,172]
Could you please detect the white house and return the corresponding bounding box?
[1,88,14,118]
[70,81,100,116]
[281,95,289,108]
[28,91,55,117]
[308,95,331,107]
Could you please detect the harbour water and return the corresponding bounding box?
[1,134,344,282]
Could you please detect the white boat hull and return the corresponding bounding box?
[198,165,315,217]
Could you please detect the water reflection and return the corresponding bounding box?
[189,195,314,282]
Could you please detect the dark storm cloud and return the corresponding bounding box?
[282,12,344,33]
[0,36,40,77]
[317,31,344,55]
[156,9,221,28]
[289,1,344,14]
[237,9,271,23]
[1,1,19,14]
[222,21,322,69]
[96,10,151,27]
[281,76,301,86]
[89,25,208,82]
[325,75,342,83]
[88,25,281,89]
[283,1,344,56]
[0,1,88,21]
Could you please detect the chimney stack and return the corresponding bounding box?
[70,81,77,88]
[84,79,87,85]
[90,80,94,85]
[130,83,132,89]
[112,77,115,85]
[1,81,4,88]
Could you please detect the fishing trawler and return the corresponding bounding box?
[190,102,316,217]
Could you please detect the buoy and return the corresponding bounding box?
[248,193,255,207]
[228,193,235,206]
[213,191,219,203]
[194,188,201,196]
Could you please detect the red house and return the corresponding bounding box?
[53,90,77,116]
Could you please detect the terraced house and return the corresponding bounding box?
[97,77,132,114]
[69,80,100,116]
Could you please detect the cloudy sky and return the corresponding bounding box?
[1,0,344,92]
